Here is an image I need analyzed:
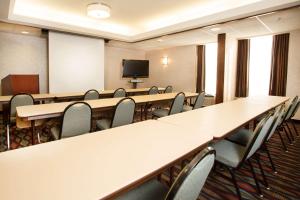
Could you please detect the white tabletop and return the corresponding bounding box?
[158,96,289,139]
[0,88,166,103]
[0,120,212,200]
[16,92,198,121]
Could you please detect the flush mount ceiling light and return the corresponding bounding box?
[87,3,111,19]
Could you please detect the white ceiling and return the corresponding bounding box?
[0,0,299,41]
[107,7,300,50]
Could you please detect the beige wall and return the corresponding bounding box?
[287,29,300,120]
[104,46,146,89]
[145,45,197,92]
[0,31,48,95]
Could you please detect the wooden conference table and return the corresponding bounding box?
[0,96,288,200]
[0,87,166,103]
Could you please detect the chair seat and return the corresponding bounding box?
[116,179,168,200]
[51,126,60,140]
[96,118,111,130]
[152,109,169,118]
[212,140,246,168]
[227,128,253,146]
[182,105,193,112]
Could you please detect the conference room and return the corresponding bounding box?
[0,0,300,200]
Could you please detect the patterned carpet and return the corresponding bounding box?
[0,116,299,200]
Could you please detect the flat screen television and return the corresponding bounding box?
[122,59,149,78]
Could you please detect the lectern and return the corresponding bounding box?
[1,74,40,124]
[1,74,39,95]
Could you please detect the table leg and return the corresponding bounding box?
[169,166,175,186]
[31,120,35,145]
[140,105,144,121]
[144,103,148,120]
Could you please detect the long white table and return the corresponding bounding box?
[0,87,166,103]
[158,96,289,139]
[0,96,289,200]
[16,92,198,122]
[0,120,212,200]
[15,92,198,145]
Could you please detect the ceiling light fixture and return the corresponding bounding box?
[21,31,29,34]
[87,3,111,19]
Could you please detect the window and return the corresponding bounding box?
[205,43,218,96]
[249,35,273,96]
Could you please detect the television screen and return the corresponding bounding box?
[122,59,149,78]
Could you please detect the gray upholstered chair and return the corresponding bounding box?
[212,114,274,199]
[275,96,299,146]
[113,88,126,98]
[152,92,185,118]
[148,86,159,95]
[141,86,160,120]
[164,85,173,93]
[6,93,34,149]
[282,97,299,141]
[116,147,215,200]
[183,92,205,112]
[289,100,299,135]
[84,89,100,100]
[96,97,135,130]
[51,102,92,140]
[228,105,285,173]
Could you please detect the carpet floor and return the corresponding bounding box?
[0,117,299,200]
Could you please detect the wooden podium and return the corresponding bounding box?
[1,74,40,95]
[1,74,40,123]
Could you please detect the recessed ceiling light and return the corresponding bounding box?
[87,3,111,19]
[210,27,221,32]
[157,38,163,42]
[21,31,29,34]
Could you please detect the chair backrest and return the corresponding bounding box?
[113,88,126,98]
[193,92,205,110]
[290,100,300,119]
[111,97,136,128]
[148,86,159,95]
[169,92,185,115]
[266,105,285,141]
[164,85,173,93]
[9,93,34,121]
[60,102,92,139]
[84,89,100,100]
[245,113,274,160]
[165,147,215,200]
[284,96,298,120]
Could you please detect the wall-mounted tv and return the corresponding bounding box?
[122,59,149,78]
